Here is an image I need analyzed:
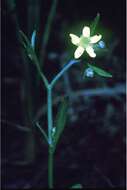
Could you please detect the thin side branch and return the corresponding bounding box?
[35,122,49,144]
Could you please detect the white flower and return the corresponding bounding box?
[69,26,102,59]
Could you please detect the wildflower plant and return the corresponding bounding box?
[19,13,112,188]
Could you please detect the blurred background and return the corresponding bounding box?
[1,0,126,188]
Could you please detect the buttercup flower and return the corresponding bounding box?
[69,26,102,59]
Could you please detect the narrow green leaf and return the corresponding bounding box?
[87,63,112,78]
[71,184,83,188]
[53,99,68,151]
[19,30,31,46]
[90,13,100,36]
[35,122,49,144]
[19,39,27,49]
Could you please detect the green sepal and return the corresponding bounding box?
[87,63,112,78]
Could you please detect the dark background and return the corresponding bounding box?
[1,0,126,189]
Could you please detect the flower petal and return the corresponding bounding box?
[69,33,80,45]
[74,46,85,59]
[82,26,90,37]
[90,34,102,43]
[86,46,96,58]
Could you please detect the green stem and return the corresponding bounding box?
[42,60,79,188]
[47,85,54,188]
[47,85,53,145]
[51,60,80,87]
[48,148,54,188]
[46,60,80,188]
